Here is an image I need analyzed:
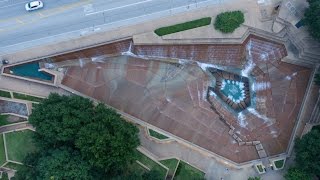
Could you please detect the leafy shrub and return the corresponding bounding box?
[214,11,244,33]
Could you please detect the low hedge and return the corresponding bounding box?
[13,92,44,102]
[0,90,11,98]
[155,17,211,36]
[214,11,244,33]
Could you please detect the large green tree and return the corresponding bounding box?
[75,104,140,173]
[304,0,320,40]
[29,93,94,148]
[284,127,320,179]
[16,93,140,179]
[284,167,312,180]
[294,129,320,176]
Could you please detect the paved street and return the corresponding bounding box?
[0,0,226,54]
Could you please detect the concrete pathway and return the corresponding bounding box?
[0,75,70,98]
[139,127,259,180]
[0,122,33,134]
[139,126,287,180]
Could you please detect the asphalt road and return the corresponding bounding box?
[0,0,220,50]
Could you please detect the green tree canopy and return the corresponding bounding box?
[284,167,312,180]
[75,104,140,172]
[294,129,320,176]
[16,93,140,179]
[36,147,92,180]
[214,11,244,33]
[29,93,94,148]
[304,0,320,40]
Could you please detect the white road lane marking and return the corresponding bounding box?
[85,0,152,16]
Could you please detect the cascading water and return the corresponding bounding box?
[241,40,256,77]
[252,81,271,91]
[237,112,248,128]
[285,72,297,80]
[79,58,85,68]
[91,55,106,62]
[247,107,273,124]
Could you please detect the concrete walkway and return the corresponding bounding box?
[139,127,256,180]
[139,126,286,180]
[0,122,33,134]
[0,75,70,99]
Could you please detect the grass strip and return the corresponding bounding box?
[136,150,167,179]
[3,162,24,170]
[155,17,211,36]
[0,90,11,98]
[127,162,148,176]
[148,129,168,140]
[0,134,6,166]
[12,92,43,102]
[174,161,205,180]
[160,158,179,177]
[0,115,9,126]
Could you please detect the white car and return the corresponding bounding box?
[25,1,43,11]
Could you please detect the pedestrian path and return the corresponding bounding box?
[0,122,33,134]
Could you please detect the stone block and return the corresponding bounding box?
[245,141,253,145]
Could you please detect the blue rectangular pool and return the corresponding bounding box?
[9,62,53,81]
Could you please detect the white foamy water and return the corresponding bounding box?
[242,41,256,77]
[285,72,298,80]
[237,112,248,128]
[252,81,271,91]
[79,58,85,68]
[260,53,269,61]
[209,91,217,97]
[91,55,106,62]
[247,107,271,123]
[196,62,220,72]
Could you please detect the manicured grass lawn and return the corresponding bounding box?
[149,129,168,140]
[12,92,44,102]
[136,150,168,179]
[174,161,205,180]
[160,158,179,177]
[274,159,284,169]
[155,17,211,36]
[0,134,6,166]
[5,130,36,162]
[3,162,24,170]
[0,115,9,126]
[0,90,11,98]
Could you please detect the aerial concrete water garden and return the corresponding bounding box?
[2,33,311,167]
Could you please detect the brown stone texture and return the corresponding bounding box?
[58,36,311,163]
